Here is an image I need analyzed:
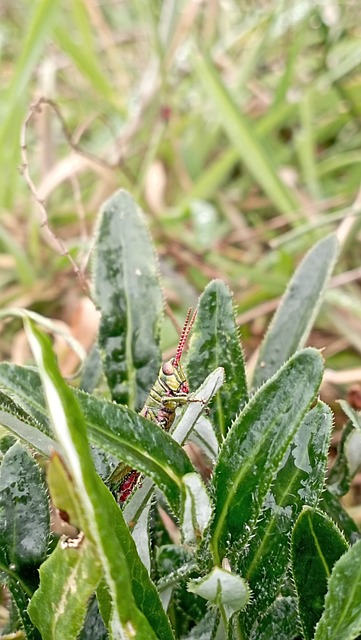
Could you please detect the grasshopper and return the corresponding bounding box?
[108,308,197,504]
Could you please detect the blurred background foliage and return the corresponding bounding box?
[1,0,361,513]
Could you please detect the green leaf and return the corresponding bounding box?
[188,567,250,621]
[238,401,332,632]
[76,389,194,515]
[292,507,348,640]
[209,348,323,564]
[28,540,102,640]
[24,320,174,640]
[327,400,361,496]
[252,234,339,389]
[0,442,49,639]
[195,52,300,219]
[0,389,56,457]
[172,367,225,445]
[121,367,223,533]
[314,538,361,640]
[0,364,50,433]
[320,489,360,544]
[0,442,49,583]
[47,451,86,531]
[189,416,218,460]
[338,400,361,431]
[187,280,248,439]
[181,473,212,544]
[0,362,194,515]
[92,190,163,410]
[248,597,300,640]
[156,545,197,615]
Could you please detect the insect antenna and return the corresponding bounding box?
[173,307,197,366]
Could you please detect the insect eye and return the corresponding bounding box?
[162,361,174,375]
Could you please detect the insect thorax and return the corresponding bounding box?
[140,358,189,430]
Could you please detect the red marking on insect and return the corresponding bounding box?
[119,470,142,504]
[173,308,197,367]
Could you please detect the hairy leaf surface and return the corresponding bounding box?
[239,402,332,631]
[292,508,348,640]
[92,190,163,410]
[187,280,248,439]
[252,234,338,389]
[210,348,323,563]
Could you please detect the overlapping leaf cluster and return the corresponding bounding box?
[0,191,360,640]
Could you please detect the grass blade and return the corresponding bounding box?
[195,51,299,218]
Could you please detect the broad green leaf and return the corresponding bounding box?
[188,567,250,621]
[209,348,323,564]
[76,389,194,515]
[195,52,299,219]
[29,540,102,640]
[238,402,332,632]
[47,451,86,532]
[0,389,56,457]
[0,362,194,515]
[187,280,248,439]
[0,442,49,639]
[248,597,300,640]
[314,538,361,640]
[157,544,207,635]
[0,442,49,584]
[320,489,360,544]
[25,320,174,640]
[292,508,348,640]
[92,190,163,410]
[252,234,339,389]
[181,473,212,544]
[0,364,51,433]
[327,400,361,496]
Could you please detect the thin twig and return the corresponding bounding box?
[42,98,113,171]
[20,98,94,293]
